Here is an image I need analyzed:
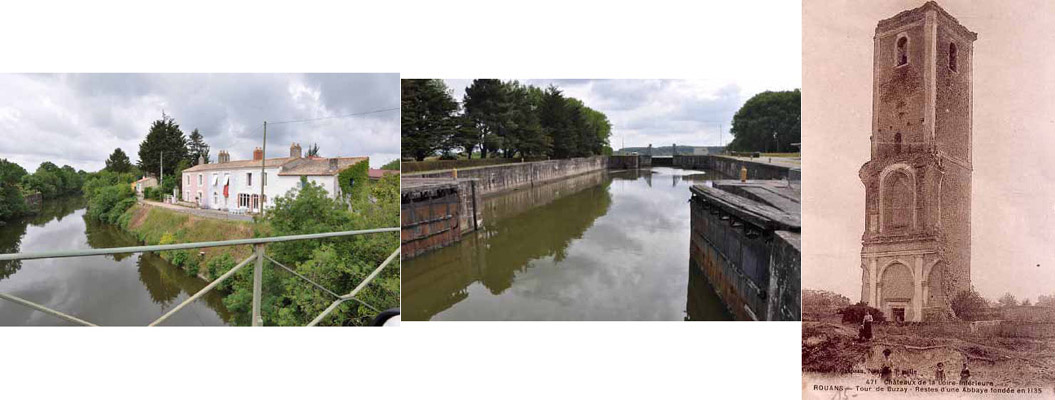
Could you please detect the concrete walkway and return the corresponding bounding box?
[719,155,801,168]
[140,200,254,222]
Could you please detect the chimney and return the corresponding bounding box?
[329,158,339,172]
[217,150,227,164]
[198,154,205,165]
[253,147,263,161]
[290,142,302,159]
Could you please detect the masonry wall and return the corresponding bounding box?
[689,189,801,321]
[674,155,794,180]
[607,155,639,169]
[407,156,607,197]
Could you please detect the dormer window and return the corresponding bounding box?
[948,42,958,71]
[896,35,909,67]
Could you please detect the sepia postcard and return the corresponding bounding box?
[801,1,1054,398]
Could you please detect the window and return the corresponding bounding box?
[896,35,908,66]
[238,193,250,208]
[882,171,914,230]
[185,175,189,185]
[948,42,958,71]
[894,132,902,154]
[247,172,253,187]
[184,191,189,201]
[213,192,218,205]
[198,174,203,185]
[212,173,218,186]
[263,172,267,186]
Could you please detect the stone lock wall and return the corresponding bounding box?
[688,185,801,321]
[407,156,607,197]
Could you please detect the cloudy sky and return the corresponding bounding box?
[442,78,801,150]
[803,0,1055,302]
[0,73,399,171]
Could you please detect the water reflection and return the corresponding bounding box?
[403,167,733,321]
[0,196,231,325]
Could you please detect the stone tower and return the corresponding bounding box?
[859,1,976,322]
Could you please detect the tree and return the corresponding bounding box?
[0,159,28,221]
[137,112,190,181]
[997,292,1018,308]
[105,148,133,173]
[187,129,210,165]
[463,79,510,159]
[401,79,458,161]
[540,85,574,159]
[1037,294,1055,308]
[307,143,320,157]
[951,286,989,320]
[728,89,801,153]
[380,159,399,170]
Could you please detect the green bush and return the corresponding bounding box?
[170,249,188,267]
[207,253,236,285]
[87,183,135,223]
[183,253,200,276]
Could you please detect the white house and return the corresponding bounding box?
[180,143,368,213]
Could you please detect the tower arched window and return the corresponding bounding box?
[896,36,908,66]
[949,42,958,71]
[882,170,914,231]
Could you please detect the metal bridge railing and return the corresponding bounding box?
[0,228,400,327]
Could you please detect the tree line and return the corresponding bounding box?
[402,79,613,161]
[0,159,87,222]
[727,89,801,153]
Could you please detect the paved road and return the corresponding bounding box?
[141,200,254,222]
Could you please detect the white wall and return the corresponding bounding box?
[184,166,341,211]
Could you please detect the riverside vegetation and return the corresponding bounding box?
[83,168,400,326]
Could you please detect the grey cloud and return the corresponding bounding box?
[0,73,399,171]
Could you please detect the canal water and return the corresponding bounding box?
[0,196,232,326]
[403,166,734,321]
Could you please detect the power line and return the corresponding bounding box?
[266,107,399,126]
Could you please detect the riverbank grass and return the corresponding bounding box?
[119,204,256,280]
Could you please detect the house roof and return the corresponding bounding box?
[368,168,399,180]
[278,157,369,176]
[182,157,293,173]
[182,153,369,176]
[134,176,157,183]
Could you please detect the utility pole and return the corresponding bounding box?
[260,121,267,215]
[159,151,163,186]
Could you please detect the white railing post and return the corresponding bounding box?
[252,244,264,326]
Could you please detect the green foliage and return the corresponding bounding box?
[728,89,801,153]
[105,148,134,173]
[837,302,886,324]
[380,159,400,171]
[221,178,399,326]
[951,286,990,320]
[187,128,210,165]
[207,253,237,283]
[306,143,320,157]
[401,79,610,161]
[0,159,29,221]
[20,162,83,200]
[86,182,135,224]
[401,79,459,161]
[337,161,370,202]
[137,112,190,181]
